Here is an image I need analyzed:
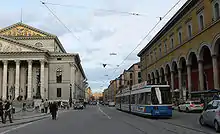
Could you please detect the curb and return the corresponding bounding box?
[0,110,69,128]
[13,113,50,121]
[0,115,50,128]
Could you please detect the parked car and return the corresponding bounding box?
[178,101,204,112]
[74,102,84,110]
[199,100,220,132]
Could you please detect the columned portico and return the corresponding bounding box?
[0,59,48,100]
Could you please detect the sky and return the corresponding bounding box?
[0,0,187,93]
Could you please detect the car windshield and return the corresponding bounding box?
[192,102,202,104]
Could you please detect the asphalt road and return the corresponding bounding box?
[0,105,217,134]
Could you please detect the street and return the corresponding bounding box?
[0,105,217,134]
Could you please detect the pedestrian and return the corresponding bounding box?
[4,101,13,123]
[83,101,86,108]
[0,102,5,124]
[50,102,58,120]
[44,99,49,113]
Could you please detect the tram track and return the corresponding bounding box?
[102,106,215,134]
[158,120,214,134]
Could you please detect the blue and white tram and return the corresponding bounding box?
[116,82,172,118]
[116,87,130,112]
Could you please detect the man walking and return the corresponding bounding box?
[4,101,13,123]
[50,102,58,120]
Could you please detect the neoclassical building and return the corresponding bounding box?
[138,0,220,100]
[0,22,86,101]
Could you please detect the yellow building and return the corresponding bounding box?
[93,92,103,100]
[138,0,220,101]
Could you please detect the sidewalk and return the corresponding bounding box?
[0,109,69,128]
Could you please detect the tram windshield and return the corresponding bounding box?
[151,87,172,105]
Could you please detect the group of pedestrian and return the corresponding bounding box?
[0,100,13,124]
[41,99,58,120]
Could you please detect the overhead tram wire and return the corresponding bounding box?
[41,1,148,17]
[103,0,183,87]
[41,1,80,41]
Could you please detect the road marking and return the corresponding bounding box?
[98,105,111,119]
[0,122,34,134]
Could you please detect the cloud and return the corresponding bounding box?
[0,0,188,92]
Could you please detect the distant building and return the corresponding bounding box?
[85,87,92,101]
[106,62,141,103]
[93,92,103,100]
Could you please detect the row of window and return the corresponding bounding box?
[146,1,220,66]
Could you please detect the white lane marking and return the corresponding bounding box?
[98,105,111,119]
[0,122,34,134]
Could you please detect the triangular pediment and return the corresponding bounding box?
[0,22,56,38]
[0,35,45,52]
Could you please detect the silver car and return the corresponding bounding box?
[199,100,220,132]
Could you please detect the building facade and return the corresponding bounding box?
[107,62,141,102]
[0,22,86,101]
[93,92,103,100]
[103,89,108,103]
[85,87,92,101]
[138,0,220,101]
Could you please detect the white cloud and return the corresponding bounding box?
[0,0,188,92]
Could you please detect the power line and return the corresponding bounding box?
[41,1,80,41]
[103,0,183,87]
[41,1,148,17]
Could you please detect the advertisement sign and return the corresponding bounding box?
[132,81,148,90]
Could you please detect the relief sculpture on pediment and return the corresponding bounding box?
[1,26,45,37]
[1,43,22,52]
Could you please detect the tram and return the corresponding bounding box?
[116,81,172,117]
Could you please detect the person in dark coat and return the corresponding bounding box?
[50,102,58,120]
[0,102,5,123]
[4,101,13,123]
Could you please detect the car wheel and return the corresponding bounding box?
[214,120,220,132]
[199,116,205,126]
[186,108,189,113]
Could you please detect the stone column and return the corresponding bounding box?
[27,60,32,99]
[15,60,20,99]
[159,76,162,84]
[212,55,219,89]
[165,73,168,84]
[171,71,175,97]
[40,60,45,99]
[178,68,182,100]
[44,64,49,99]
[2,60,8,100]
[187,64,192,99]
[198,60,204,90]
[155,78,158,84]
